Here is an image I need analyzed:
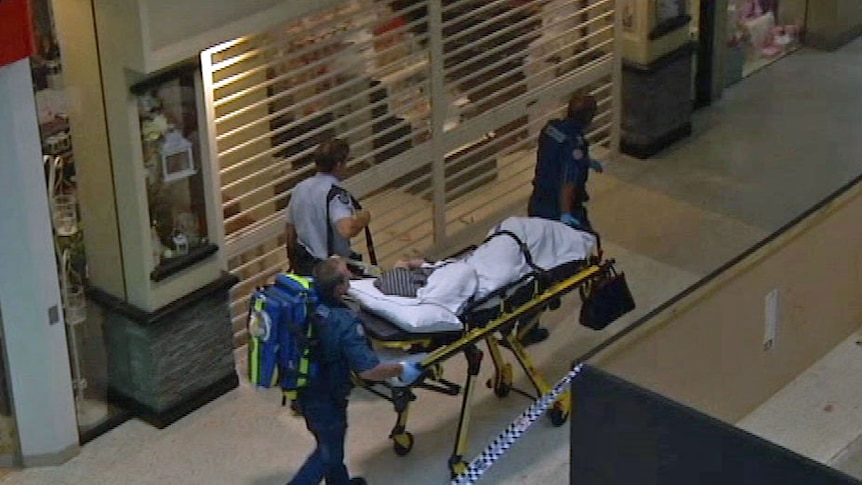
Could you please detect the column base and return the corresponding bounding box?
[92,272,238,429]
[621,122,693,160]
[621,43,694,160]
[107,372,238,429]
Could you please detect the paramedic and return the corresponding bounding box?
[285,139,372,276]
[523,93,603,345]
[528,92,602,230]
[288,257,422,485]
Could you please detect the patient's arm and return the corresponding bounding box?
[392,256,427,269]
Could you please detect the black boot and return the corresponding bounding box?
[519,325,549,346]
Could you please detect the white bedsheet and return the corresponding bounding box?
[347,217,597,333]
[467,217,597,298]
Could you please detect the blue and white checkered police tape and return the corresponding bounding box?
[450,363,585,485]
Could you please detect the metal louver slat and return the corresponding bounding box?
[201,0,620,346]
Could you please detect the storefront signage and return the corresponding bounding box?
[0,0,35,68]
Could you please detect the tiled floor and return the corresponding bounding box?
[739,330,862,471]
[2,39,861,485]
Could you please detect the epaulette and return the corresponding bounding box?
[544,123,568,143]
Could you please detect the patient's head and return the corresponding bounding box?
[313,257,351,301]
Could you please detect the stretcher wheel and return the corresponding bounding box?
[548,405,569,426]
[493,381,511,398]
[448,456,468,478]
[486,363,513,398]
[392,431,414,456]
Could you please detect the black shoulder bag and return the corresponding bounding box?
[579,261,635,331]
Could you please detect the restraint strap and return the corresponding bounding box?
[482,229,546,275]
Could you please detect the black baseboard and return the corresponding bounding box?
[108,372,239,429]
[621,122,693,160]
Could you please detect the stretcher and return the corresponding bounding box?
[346,217,614,476]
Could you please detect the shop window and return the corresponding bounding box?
[133,67,216,282]
[726,0,806,80]
[651,0,690,39]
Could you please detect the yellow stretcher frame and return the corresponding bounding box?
[355,259,606,476]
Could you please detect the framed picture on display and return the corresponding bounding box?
[161,130,196,182]
[656,0,686,24]
[649,0,691,39]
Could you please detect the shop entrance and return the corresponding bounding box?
[692,0,717,109]
[724,0,809,85]
[201,0,622,345]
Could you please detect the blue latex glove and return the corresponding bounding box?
[589,158,604,173]
[390,362,423,387]
[560,213,582,229]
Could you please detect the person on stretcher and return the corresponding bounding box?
[373,255,439,298]
[365,216,597,308]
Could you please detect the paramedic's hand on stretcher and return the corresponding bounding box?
[560,213,583,229]
[387,362,424,387]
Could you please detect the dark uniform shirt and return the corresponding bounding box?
[528,118,591,221]
[307,298,380,400]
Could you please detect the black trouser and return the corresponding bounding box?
[291,244,320,277]
[292,245,364,277]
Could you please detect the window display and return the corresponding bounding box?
[728,0,807,78]
[134,68,214,280]
[656,0,686,24]
[650,0,689,39]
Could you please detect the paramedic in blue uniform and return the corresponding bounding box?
[288,257,422,485]
[522,93,603,345]
[285,139,372,276]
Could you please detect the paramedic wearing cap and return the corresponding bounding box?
[285,139,372,276]
[528,93,603,231]
[288,257,422,485]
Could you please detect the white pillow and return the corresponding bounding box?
[348,279,463,332]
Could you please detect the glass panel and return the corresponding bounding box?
[0,305,19,472]
[30,0,128,442]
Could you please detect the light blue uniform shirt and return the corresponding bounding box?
[286,173,355,259]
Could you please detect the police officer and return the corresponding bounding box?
[288,257,422,485]
[285,139,372,276]
[522,93,603,345]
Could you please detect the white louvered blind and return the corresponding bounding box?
[201,0,619,346]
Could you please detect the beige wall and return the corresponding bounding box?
[52,0,125,299]
[94,0,345,74]
[806,0,862,50]
[593,181,862,423]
